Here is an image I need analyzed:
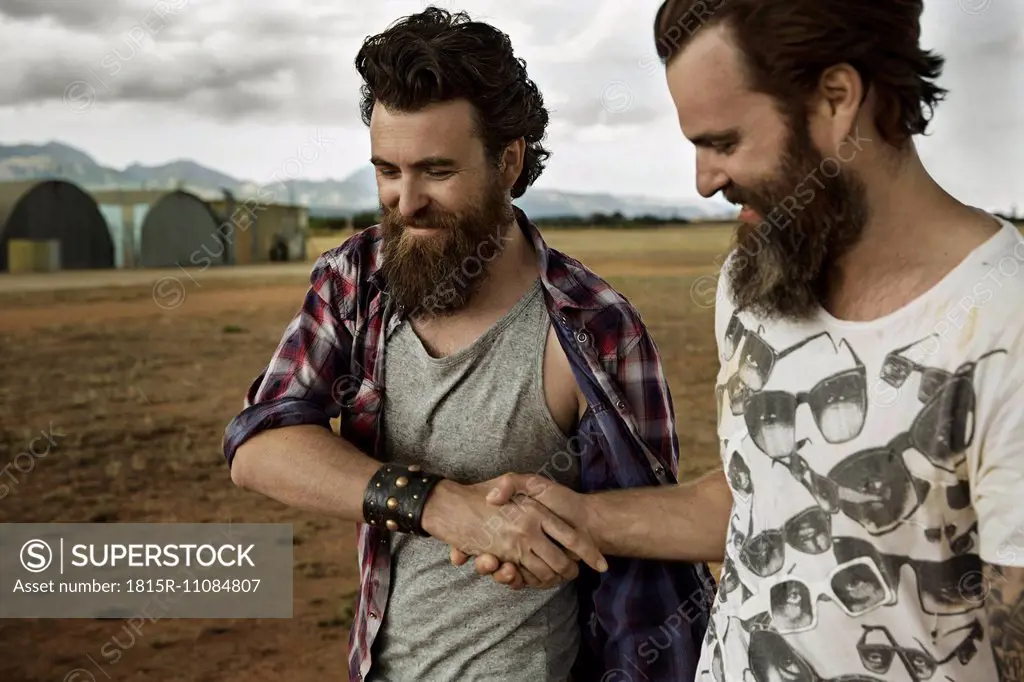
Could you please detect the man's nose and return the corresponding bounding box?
[696,153,729,199]
[397,179,430,217]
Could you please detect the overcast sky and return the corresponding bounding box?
[0,0,1021,211]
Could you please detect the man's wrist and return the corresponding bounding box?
[580,492,611,556]
[420,479,468,541]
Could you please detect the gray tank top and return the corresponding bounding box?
[369,279,582,682]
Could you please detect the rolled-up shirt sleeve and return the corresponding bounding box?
[222,252,354,466]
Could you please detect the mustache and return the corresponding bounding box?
[724,186,781,218]
[723,185,760,208]
[723,187,745,206]
[381,206,459,231]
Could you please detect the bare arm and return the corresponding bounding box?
[984,563,1024,681]
[583,468,732,562]
[230,424,381,521]
[464,468,732,568]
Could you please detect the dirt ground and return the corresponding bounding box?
[0,226,733,681]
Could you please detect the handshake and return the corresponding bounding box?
[419,472,608,590]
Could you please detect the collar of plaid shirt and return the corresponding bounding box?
[223,206,716,682]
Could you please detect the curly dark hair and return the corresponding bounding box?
[354,7,551,199]
[653,0,948,150]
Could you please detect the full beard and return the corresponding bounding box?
[725,116,870,321]
[379,174,515,318]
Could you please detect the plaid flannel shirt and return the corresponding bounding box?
[223,207,715,681]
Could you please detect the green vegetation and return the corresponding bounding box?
[534,212,691,228]
[308,210,380,236]
[308,211,691,234]
[308,216,350,232]
[352,210,381,229]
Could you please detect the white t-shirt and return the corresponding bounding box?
[698,215,1024,681]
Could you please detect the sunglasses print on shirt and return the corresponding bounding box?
[716,317,867,450]
[878,340,1008,472]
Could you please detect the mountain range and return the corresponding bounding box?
[0,141,734,220]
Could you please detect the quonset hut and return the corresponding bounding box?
[0,179,114,271]
[138,190,225,268]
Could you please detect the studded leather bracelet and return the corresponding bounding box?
[362,463,444,536]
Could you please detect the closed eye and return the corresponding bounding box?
[376,168,455,179]
[690,129,740,155]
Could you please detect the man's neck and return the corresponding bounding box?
[467,216,539,313]
[823,144,1001,320]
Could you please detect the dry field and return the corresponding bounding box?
[0,223,736,682]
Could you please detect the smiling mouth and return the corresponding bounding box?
[737,205,762,223]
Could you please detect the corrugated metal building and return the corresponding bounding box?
[0,179,114,272]
[140,190,225,268]
[92,189,309,268]
[207,199,308,265]
[92,189,225,268]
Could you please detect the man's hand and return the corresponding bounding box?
[422,478,606,589]
[449,473,593,590]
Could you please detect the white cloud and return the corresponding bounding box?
[0,0,1019,210]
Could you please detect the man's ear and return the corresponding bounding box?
[500,139,526,189]
[813,62,865,152]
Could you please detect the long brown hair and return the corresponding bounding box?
[653,0,947,149]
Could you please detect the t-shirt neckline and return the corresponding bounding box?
[813,214,1019,331]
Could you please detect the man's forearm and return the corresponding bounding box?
[582,469,731,562]
[229,424,383,521]
[230,424,472,536]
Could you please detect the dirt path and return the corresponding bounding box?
[0,282,310,332]
[0,262,316,294]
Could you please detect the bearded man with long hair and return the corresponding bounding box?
[465,2,1024,681]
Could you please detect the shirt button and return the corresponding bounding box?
[576,330,589,344]
[369,611,378,619]
[655,466,665,476]
[616,400,626,410]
